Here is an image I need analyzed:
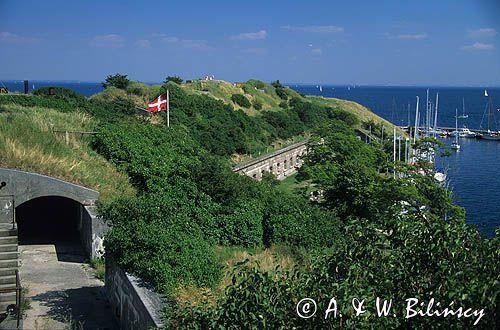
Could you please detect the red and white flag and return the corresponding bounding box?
[148,93,168,113]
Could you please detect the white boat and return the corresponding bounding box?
[451,108,460,150]
[480,90,500,140]
[458,98,468,119]
[434,171,447,185]
[460,127,477,138]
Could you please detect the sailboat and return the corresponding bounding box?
[457,97,469,119]
[319,85,323,93]
[481,90,500,140]
[451,108,460,150]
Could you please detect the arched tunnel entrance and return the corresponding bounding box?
[0,168,116,328]
[16,196,81,245]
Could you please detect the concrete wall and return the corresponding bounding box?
[0,168,99,207]
[79,205,108,259]
[106,259,165,330]
[233,141,308,180]
[0,168,106,258]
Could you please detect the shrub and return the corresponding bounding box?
[271,80,283,88]
[164,75,183,85]
[217,201,264,246]
[231,94,251,108]
[105,216,220,293]
[102,73,130,89]
[253,101,263,110]
[279,101,288,109]
[33,87,86,102]
[275,87,288,100]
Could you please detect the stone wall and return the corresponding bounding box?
[78,205,107,259]
[233,141,308,180]
[0,168,105,258]
[106,259,165,330]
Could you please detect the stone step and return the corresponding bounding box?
[0,275,16,285]
[0,244,17,253]
[0,260,18,268]
[0,252,18,261]
[0,236,17,245]
[0,268,17,277]
[0,229,17,238]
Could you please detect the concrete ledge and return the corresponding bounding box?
[0,168,99,207]
[106,258,164,330]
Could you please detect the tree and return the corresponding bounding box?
[271,80,283,88]
[102,73,130,89]
[164,75,183,85]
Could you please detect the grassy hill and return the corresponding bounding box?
[0,99,135,202]
[94,78,400,142]
[0,78,400,202]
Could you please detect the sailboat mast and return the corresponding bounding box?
[426,89,430,136]
[414,96,419,144]
[434,93,439,137]
[455,108,459,145]
[393,127,396,179]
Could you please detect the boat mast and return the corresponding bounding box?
[455,108,459,145]
[414,96,419,144]
[426,89,430,136]
[434,93,439,137]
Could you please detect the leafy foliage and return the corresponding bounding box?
[102,73,130,89]
[231,93,251,108]
[174,118,499,329]
[165,75,183,85]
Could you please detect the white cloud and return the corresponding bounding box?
[0,31,39,44]
[282,25,344,33]
[241,47,268,55]
[134,39,151,48]
[90,34,124,48]
[311,48,322,55]
[230,30,267,41]
[156,34,212,50]
[467,28,497,38]
[461,42,495,51]
[396,33,428,40]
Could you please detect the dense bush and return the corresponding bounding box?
[252,100,263,110]
[173,123,500,329]
[33,86,86,102]
[102,73,130,89]
[263,194,340,248]
[275,87,289,100]
[231,93,251,108]
[164,75,183,85]
[262,110,305,139]
[102,197,220,293]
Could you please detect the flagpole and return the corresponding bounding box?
[167,89,170,128]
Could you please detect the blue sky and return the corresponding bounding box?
[1,0,500,85]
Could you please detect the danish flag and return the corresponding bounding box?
[148,93,168,113]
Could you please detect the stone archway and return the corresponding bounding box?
[0,169,116,328]
[0,168,106,258]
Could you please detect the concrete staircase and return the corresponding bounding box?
[0,225,19,313]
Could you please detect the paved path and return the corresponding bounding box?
[19,244,117,330]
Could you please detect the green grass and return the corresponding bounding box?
[89,258,105,281]
[276,173,312,195]
[175,244,305,308]
[0,103,135,202]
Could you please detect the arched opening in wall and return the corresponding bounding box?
[15,196,84,262]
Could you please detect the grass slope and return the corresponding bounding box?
[0,102,135,202]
